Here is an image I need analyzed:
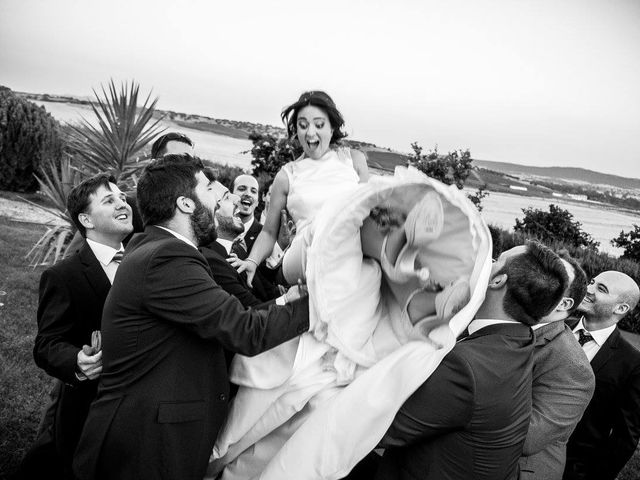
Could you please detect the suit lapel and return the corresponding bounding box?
[590,327,620,374]
[79,242,111,301]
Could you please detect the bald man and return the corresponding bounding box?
[564,270,640,480]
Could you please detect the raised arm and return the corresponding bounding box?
[233,168,289,286]
[351,149,369,183]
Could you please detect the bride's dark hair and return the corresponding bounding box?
[281,91,348,145]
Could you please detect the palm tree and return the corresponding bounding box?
[66,79,165,181]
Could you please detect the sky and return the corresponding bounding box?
[1,0,639,178]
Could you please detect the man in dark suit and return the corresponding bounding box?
[201,184,280,305]
[232,174,262,253]
[73,154,311,480]
[564,270,640,480]
[519,254,595,480]
[372,241,569,480]
[19,174,133,479]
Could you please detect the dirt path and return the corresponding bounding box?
[0,197,65,225]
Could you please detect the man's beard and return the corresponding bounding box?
[191,198,217,246]
[216,215,245,239]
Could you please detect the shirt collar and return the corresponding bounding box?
[155,226,198,250]
[86,238,123,266]
[572,316,617,347]
[216,238,233,255]
[532,321,552,331]
[468,319,519,335]
[242,217,254,235]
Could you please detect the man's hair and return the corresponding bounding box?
[559,253,588,313]
[137,154,213,227]
[67,173,117,237]
[500,241,569,325]
[151,132,193,159]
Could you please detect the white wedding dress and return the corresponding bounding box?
[207,160,493,480]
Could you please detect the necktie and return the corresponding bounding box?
[112,250,124,264]
[231,238,248,260]
[578,329,594,347]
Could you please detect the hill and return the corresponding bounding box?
[474,160,640,190]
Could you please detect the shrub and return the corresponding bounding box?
[490,224,640,333]
[408,143,487,210]
[247,131,302,180]
[514,204,599,250]
[611,224,640,262]
[0,86,63,192]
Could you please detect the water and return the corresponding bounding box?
[37,100,639,257]
[473,190,640,257]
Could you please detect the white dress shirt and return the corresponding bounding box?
[85,238,124,284]
[572,317,616,362]
[467,318,520,335]
[217,238,234,255]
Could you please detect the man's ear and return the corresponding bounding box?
[176,196,195,214]
[558,297,574,312]
[614,303,630,316]
[488,273,508,290]
[78,213,94,231]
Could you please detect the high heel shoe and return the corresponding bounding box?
[380,190,444,284]
[409,277,470,339]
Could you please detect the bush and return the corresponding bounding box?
[408,143,486,211]
[612,224,640,262]
[247,131,302,180]
[514,204,599,250]
[0,86,63,192]
[490,224,640,334]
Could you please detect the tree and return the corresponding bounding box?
[611,224,640,262]
[0,86,63,192]
[65,80,165,181]
[247,131,302,179]
[407,142,486,210]
[514,204,599,249]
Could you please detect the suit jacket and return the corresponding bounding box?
[200,240,279,304]
[375,323,535,480]
[518,321,595,480]
[564,326,640,480]
[244,218,262,253]
[32,242,111,471]
[73,226,309,480]
[200,241,264,308]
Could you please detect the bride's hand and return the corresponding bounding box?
[227,255,258,286]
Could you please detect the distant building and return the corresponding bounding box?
[567,193,588,201]
[509,185,528,192]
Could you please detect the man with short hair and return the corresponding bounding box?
[200,184,278,306]
[519,254,595,480]
[232,174,261,253]
[373,241,569,480]
[564,270,640,480]
[21,174,133,479]
[151,131,194,158]
[73,154,310,480]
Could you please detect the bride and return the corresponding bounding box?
[209,91,490,479]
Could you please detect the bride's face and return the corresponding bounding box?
[296,105,333,160]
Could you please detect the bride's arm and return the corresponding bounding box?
[232,169,289,285]
[351,149,370,183]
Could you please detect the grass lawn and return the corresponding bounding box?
[0,215,639,479]
[0,217,52,478]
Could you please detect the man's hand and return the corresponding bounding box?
[284,280,308,303]
[76,349,103,381]
[277,209,296,250]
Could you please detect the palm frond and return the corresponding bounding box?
[66,79,166,179]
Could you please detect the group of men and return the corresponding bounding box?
[17,132,640,480]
